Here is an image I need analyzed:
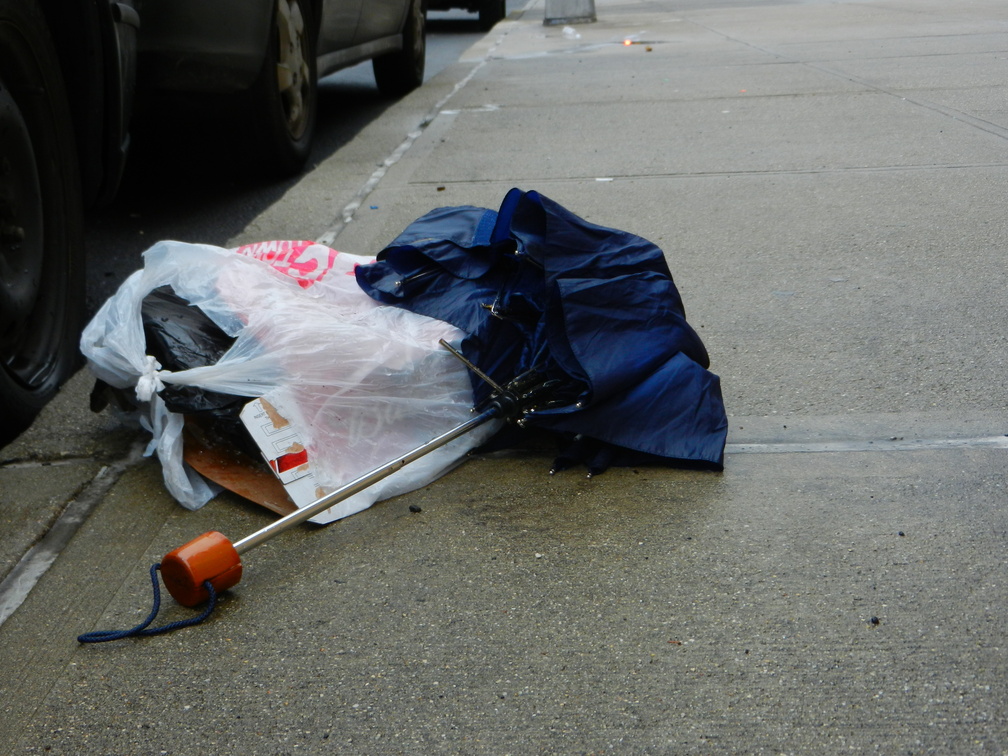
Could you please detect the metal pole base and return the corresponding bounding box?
[544,0,596,25]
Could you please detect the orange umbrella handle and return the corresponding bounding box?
[160,531,242,607]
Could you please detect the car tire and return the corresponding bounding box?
[373,0,426,98]
[479,0,506,31]
[0,0,86,446]
[247,0,318,177]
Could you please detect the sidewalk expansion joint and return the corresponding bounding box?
[408,161,1008,189]
[727,435,1008,455]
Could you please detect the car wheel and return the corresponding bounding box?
[247,0,317,176]
[0,0,86,446]
[373,0,426,98]
[479,0,506,31]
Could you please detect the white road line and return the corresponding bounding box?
[317,29,511,247]
[0,441,146,628]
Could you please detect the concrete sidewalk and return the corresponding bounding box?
[1,0,1006,752]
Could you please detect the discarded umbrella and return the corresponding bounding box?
[77,188,727,641]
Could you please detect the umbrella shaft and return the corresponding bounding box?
[232,407,500,555]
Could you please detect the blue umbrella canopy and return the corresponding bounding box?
[355,188,728,473]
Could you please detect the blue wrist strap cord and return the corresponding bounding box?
[77,563,217,643]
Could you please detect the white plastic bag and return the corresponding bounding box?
[81,240,499,523]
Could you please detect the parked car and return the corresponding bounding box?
[0,0,138,445]
[137,0,427,175]
[0,0,426,445]
[426,0,506,31]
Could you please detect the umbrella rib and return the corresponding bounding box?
[438,338,505,394]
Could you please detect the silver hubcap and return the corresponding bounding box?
[275,0,310,137]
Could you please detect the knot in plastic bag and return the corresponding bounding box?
[136,355,166,403]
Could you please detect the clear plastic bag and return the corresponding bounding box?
[81,240,498,523]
